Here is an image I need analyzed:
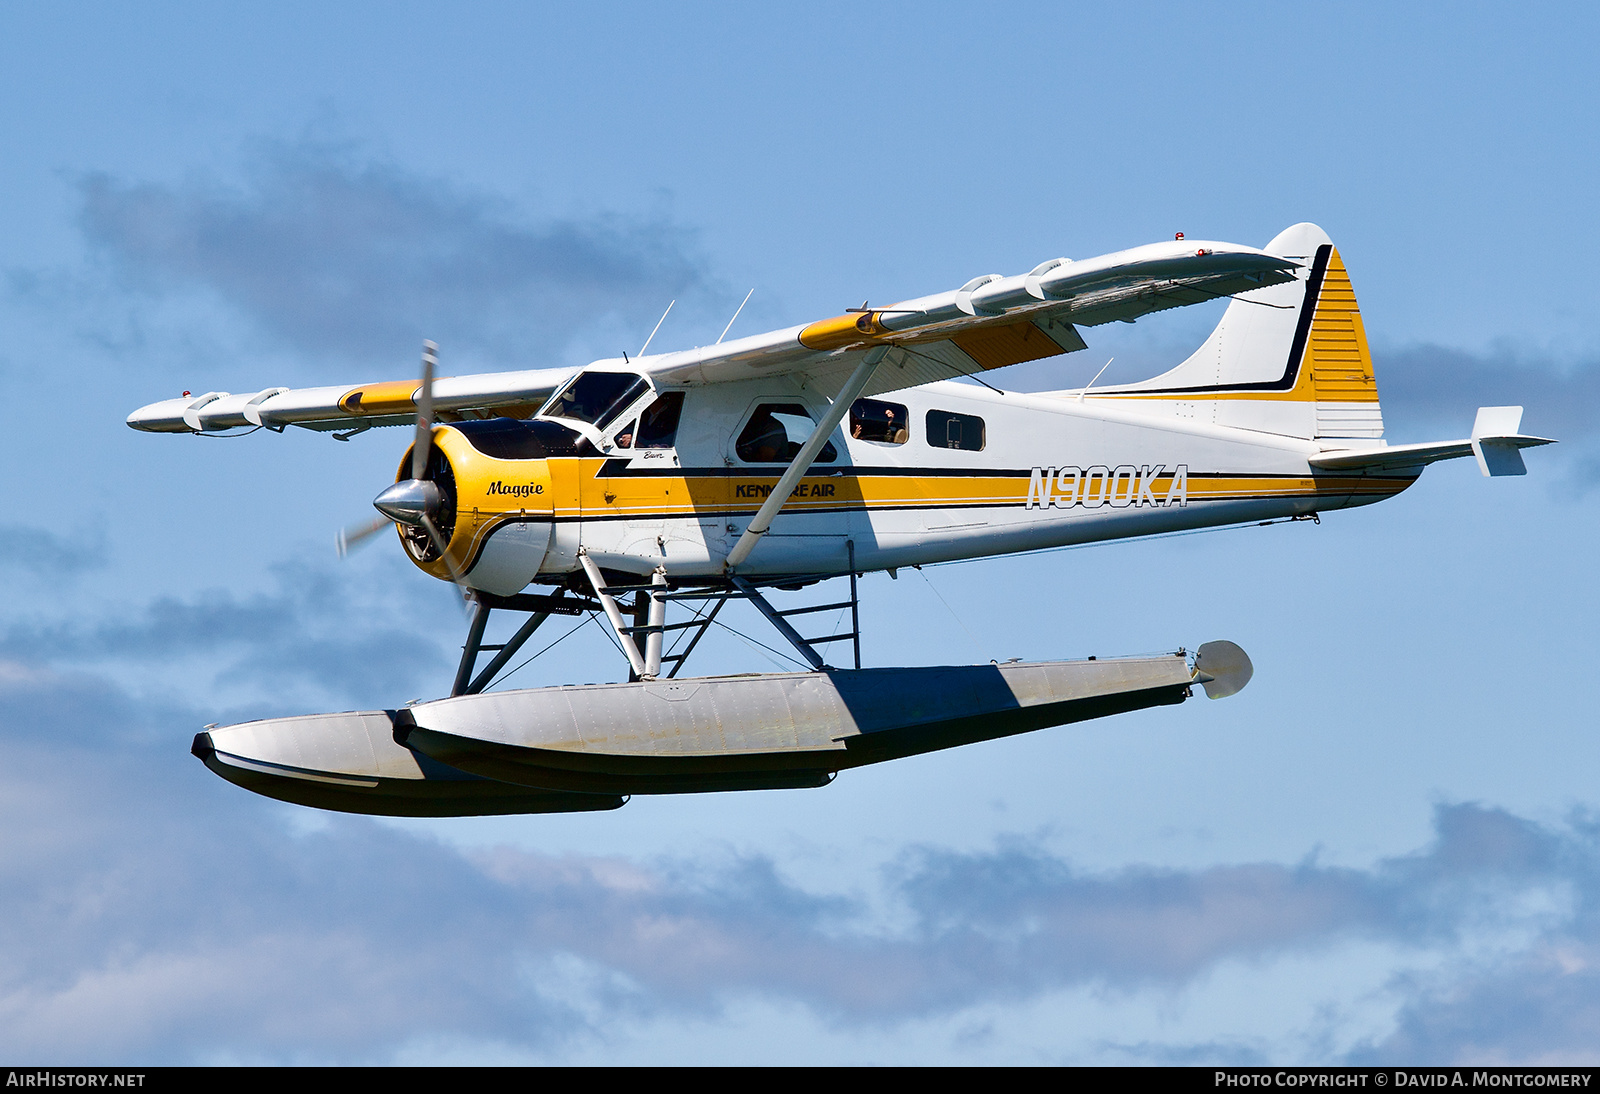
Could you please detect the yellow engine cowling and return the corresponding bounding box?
[398,421,569,596]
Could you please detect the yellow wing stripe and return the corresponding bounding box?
[797,312,890,351]
[338,380,421,415]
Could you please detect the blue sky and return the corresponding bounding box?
[2,1,1598,1064]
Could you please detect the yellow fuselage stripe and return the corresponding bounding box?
[418,435,1409,579]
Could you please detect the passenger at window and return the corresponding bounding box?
[850,398,910,445]
[741,412,788,462]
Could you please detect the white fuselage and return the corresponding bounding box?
[490,377,1406,586]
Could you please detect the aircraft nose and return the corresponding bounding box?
[373,479,443,527]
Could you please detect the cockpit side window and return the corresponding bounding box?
[735,404,838,463]
[635,392,685,449]
[542,372,650,428]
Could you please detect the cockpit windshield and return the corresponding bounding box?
[541,371,650,429]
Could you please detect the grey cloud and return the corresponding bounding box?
[5,636,1600,1063]
[0,523,106,576]
[845,806,1562,1010]
[77,143,712,365]
[1376,343,1600,441]
[1099,1039,1272,1067]
[0,561,450,716]
[4,574,1599,1062]
[1345,811,1600,1065]
[406,807,1600,1062]
[1352,949,1600,1065]
[0,746,567,1061]
[1374,343,1600,495]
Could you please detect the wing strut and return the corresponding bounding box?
[725,346,889,571]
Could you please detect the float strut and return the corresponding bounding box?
[730,576,827,671]
[452,599,493,697]
[580,550,647,679]
[464,588,565,695]
[848,540,861,670]
[643,568,667,679]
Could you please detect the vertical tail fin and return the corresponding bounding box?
[1093,223,1382,441]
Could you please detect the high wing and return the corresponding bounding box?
[126,236,1297,434]
[642,238,1298,401]
[125,367,575,434]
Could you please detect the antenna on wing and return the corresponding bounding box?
[716,289,755,345]
[845,302,923,315]
[638,300,675,357]
[1078,358,1114,403]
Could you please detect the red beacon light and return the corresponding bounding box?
[1174,232,1184,240]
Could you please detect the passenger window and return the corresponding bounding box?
[635,392,685,449]
[926,409,985,451]
[850,398,909,445]
[735,404,838,463]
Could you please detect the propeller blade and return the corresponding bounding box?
[419,512,472,610]
[336,516,391,558]
[411,340,438,481]
[340,340,464,606]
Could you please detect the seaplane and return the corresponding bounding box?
[128,223,1552,817]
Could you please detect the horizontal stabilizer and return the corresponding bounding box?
[1309,406,1554,476]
